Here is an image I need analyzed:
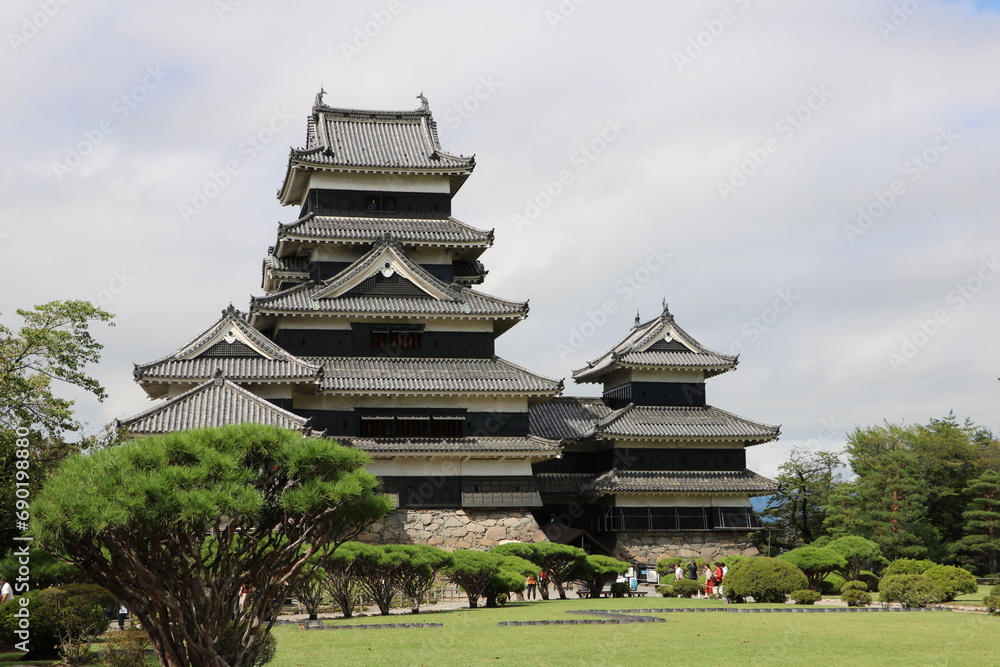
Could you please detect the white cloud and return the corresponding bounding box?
[1,1,998,471]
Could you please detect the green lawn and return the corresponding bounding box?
[270,597,997,667]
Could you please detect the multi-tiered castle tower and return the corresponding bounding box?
[120,92,778,562]
[530,305,779,563]
[122,92,563,547]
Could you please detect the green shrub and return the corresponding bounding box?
[820,572,845,595]
[719,555,746,569]
[609,582,629,598]
[0,589,59,657]
[100,629,152,667]
[991,585,1000,597]
[780,547,846,591]
[855,571,880,592]
[655,584,674,597]
[724,557,808,604]
[878,575,944,608]
[840,580,868,593]
[923,565,977,601]
[672,579,700,598]
[790,589,822,605]
[984,595,1000,615]
[841,589,872,607]
[884,559,936,576]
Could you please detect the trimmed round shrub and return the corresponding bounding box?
[672,579,701,598]
[984,595,1000,615]
[790,589,822,605]
[821,572,846,595]
[841,589,872,607]
[923,564,977,602]
[884,558,936,576]
[0,589,58,656]
[655,584,674,597]
[724,557,808,604]
[609,582,629,598]
[855,571,880,592]
[991,585,1000,597]
[878,575,944,608]
[840,580,869,593]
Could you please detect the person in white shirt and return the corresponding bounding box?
[0,577,13,604]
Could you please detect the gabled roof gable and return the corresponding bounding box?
[572,302,738,382]
[311,237,457,302]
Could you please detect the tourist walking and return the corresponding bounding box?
[674,564,683,581]
[525,575,537,599]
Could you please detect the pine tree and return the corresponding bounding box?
[954,469,1000,574]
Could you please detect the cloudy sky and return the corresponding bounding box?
[2,1,998,478]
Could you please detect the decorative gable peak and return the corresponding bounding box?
[311,236,459,302]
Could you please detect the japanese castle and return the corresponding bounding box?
[120,91,779,564]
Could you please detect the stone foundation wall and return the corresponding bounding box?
[614,532,759,564]
[356,509,546,549]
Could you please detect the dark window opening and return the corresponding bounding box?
[594,506,761,532]
[372,329,422,351]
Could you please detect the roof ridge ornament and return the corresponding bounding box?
[314,87,326,110]
[634,311,640,327]
[417,91,429,112]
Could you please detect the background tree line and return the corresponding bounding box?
[755,414,1000,573]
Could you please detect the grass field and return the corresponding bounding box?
[270,597,997,667]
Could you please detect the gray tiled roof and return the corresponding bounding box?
[264,255,310,273]
[118,377,312,435]
[341,435,561,455]
[529,397,612,440]
[535,473,595,494]
[279,96,475,205]
[596,405,780,443]
[307,356,563,395]
[277,214,493,246]
[587,469,779,495]
[251,238,527,319]
[134,305,322,386]
[573,305,737,382]
[529,399,778,444]
[300,103,474,171]
[136,358,321,382]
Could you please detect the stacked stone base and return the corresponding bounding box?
[356,508,546,549]
[614,532,759,564]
